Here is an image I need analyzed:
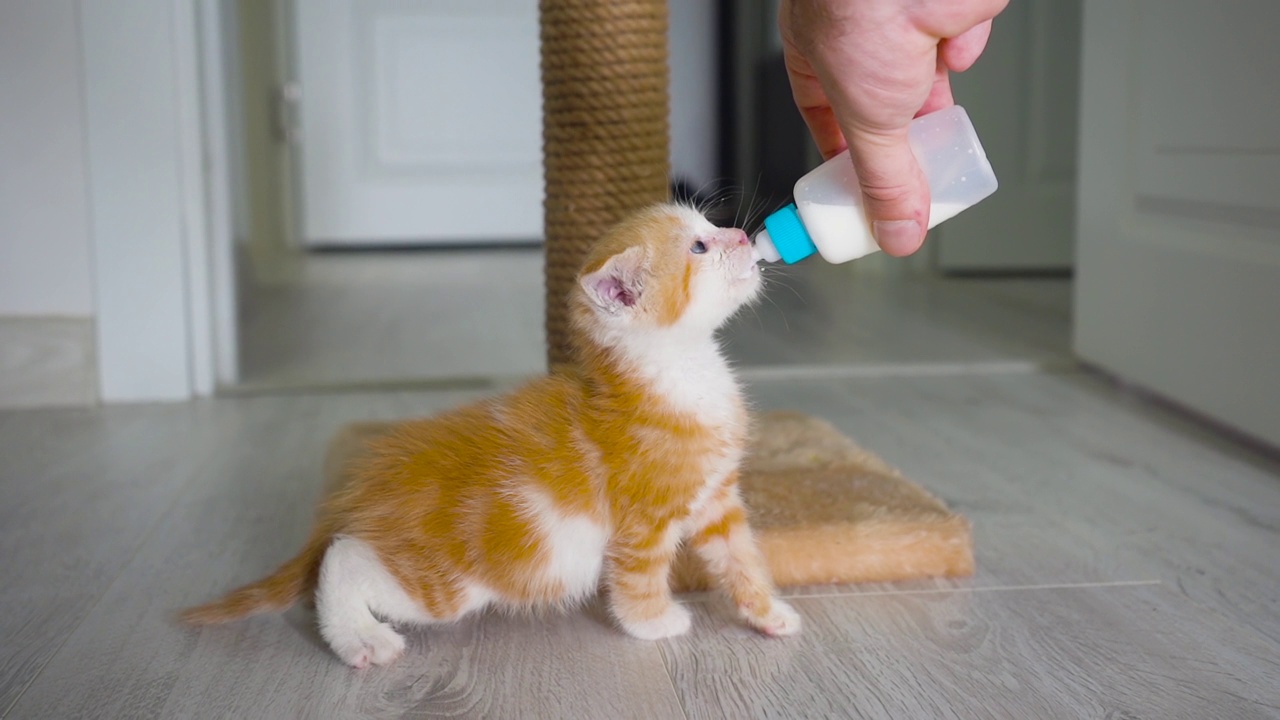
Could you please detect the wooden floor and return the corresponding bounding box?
[237,248,1072,390]
[238,248,547,389]
[3,269,1280,718]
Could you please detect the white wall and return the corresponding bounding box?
[669,0,718,189]
[79,0,210,401]
[0,0,95,317]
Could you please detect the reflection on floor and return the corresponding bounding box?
[725,259,1072,370]
[238,247,1074,391]
[239,248,547,389]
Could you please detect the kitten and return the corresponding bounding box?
[181,203,801,668]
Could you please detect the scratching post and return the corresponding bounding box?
[539,0,671,368]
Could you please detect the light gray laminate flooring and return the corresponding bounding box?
[2,371,1278,718]
[238,249,548,390]
[4,260,1278,718]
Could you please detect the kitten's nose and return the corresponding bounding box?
[725,229,750,246]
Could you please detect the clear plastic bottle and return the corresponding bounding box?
[753,105,998,265]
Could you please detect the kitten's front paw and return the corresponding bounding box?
[744,598,802,637]
[619,603,692,640]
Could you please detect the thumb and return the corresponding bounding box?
[843,124,930,257]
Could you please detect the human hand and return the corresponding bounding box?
[779,0,1007,256]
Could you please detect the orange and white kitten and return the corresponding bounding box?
[182,203,800,668]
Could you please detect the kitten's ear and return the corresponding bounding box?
[581,246,648,315]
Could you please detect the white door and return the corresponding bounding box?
[292,0,543,246]
[935,0,1081,272]
[1074,1,1280,447]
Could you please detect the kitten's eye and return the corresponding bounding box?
[690,240,708,255]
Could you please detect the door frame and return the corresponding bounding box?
[80,0,236,401]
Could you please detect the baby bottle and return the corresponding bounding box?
[753,105,998,265]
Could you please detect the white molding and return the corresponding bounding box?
[79,1,232,401]
[196,0,240,388]
[174,0,215,397]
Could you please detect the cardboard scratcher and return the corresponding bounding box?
[323,411,973,591]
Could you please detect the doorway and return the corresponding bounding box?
[228,0,551,391]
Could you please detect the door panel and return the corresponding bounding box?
[1132,5,1280,213]
[936,0,1082,272]
[1074,0,1280,447]
[294,0,543,245]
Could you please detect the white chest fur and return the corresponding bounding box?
[624,335,745,430]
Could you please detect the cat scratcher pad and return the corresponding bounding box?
[322,411,973,591]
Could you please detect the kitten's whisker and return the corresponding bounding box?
[765,275,808,305]
[692,179,732,217]
[758,290,791,332]
[704,185,739,220]
[738,174,764,231]
[743,191,775,236]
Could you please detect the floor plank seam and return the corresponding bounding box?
[220,360,1083,398]
[679,579,1164,605]
[655,646,692,720]
[738,359,1081,382]
[220,375,509,398]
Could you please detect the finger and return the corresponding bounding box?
[916,1,1009,39]
[939,20,993,72]
[917,61,954,117]
[796,104,848,160]
[782,46,848,159]
[842,124,930,256]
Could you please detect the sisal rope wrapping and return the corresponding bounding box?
[540,0,671,367]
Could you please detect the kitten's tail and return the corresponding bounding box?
[179,527,330,625]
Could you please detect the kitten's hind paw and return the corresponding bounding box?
[744,599,802,637]
[619,603,692,640]
[331,621,406,669]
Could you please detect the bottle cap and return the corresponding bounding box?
[755,204,817,264]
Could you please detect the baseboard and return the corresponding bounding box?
[0,317,98,409]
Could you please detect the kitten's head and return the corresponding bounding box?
[573,203,761,341]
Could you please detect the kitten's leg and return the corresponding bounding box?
[606,522,691,640]
[689,483,801,636]
[315,536,413,668]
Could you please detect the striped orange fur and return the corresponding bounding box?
[181,203,800,668]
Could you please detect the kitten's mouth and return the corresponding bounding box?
[729,240,762,285]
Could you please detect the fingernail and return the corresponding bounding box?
[873,220,923,256]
